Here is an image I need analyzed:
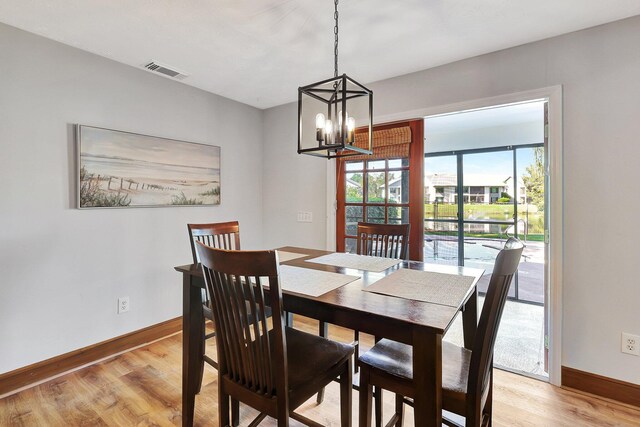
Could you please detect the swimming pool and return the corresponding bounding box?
[423,237,502,267]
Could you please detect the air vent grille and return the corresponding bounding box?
[144,61,188,80]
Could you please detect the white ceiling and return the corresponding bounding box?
[1,1,639,109]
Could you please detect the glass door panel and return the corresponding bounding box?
[343,157,411,253]
[516,146,546,306]
[461,150,516,298]
[424,222,459,265]
[387,169,410,204]
[425,155,458,217]
[345,206,363,236]
[366,171,385,203]
[424,155,458,265]
[462,150,515,222]
[516,147,545,242]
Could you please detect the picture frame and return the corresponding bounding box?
[77,125,220,208]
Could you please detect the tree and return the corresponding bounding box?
[522,147,544,211]
[346,173,363,202]
[367,173,386,200]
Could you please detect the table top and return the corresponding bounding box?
[175,246,484,341]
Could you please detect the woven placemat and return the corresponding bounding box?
[305,252,401,272]
[261,265,360,297]
[363,268,475,307]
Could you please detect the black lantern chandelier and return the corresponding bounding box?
[297,0,373,159]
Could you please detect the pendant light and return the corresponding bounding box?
[297,0,373,159]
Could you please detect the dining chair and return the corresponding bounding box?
[187,222,242,373]
[357,237,524,427]
[188,221,272,394]
[354,222,411,367]
[196,244,354,427]
[353,222,410,425]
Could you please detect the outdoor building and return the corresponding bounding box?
[424,173,526,204]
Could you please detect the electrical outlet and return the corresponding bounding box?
[621,332,640,356]
[118,297,130,314]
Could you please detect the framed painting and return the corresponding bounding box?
[77,125,220,208]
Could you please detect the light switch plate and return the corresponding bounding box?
[297,211,313,222]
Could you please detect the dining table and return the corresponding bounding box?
[174,246,484,427]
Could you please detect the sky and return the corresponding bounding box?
[425,148,538,179]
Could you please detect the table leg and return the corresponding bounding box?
[183,274,204,427]
[316,321,329,404]
[462,287,478,351]
[412,329,442,427]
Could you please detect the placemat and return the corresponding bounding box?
[363,268,475,307]
[276,250,308,263]
[261,265,360,297]
[305,252,402,272]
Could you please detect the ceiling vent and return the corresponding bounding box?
[144,61,189,80]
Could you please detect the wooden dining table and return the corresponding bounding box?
[174,246,484,427]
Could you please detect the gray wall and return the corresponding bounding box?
[262,103,328,250]
[0,23,264,373]
[262,16,640,384]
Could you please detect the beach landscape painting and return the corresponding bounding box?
[78,125,220,208]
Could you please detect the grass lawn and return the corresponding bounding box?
[425,202,544,234]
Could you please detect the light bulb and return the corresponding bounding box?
[338,110,347,128]
[315,113,326,129]
[325,119,333,135]
[347,117,356,144]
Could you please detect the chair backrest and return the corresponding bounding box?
[467,237,524,416]
[187,221,241,263]
[356,222,410,259]
[195,243,288,400]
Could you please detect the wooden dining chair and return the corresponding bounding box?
[196,244,354,427]
[188,221,274,395]
[353,222,410,424]
[353,222,410,369]
[356,222,410,260]
[358,237,524,427]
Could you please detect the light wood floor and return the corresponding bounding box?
[2,317,640,426]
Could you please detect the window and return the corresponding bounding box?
[336,120,424,260]
[343,159,410,252]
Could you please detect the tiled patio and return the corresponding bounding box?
[445,297,547,377]
[425,238,548,378]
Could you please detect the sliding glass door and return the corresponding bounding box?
[425,146,541,300]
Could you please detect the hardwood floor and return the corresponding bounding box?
[2,317,639,426]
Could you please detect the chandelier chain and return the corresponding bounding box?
[334,0,339,78]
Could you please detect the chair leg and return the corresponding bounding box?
[197,320,206,394]
[340,358,353,427]
[359,366,373,427]
[394,394,404,427]
[231,398,240,427]
[354,330,360,373]
[276,404,290,427]
[371,335,382,427]
[219,387,230,427]
[317,321,329,404]
[374,386,382,427]
[483,368,494,427]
